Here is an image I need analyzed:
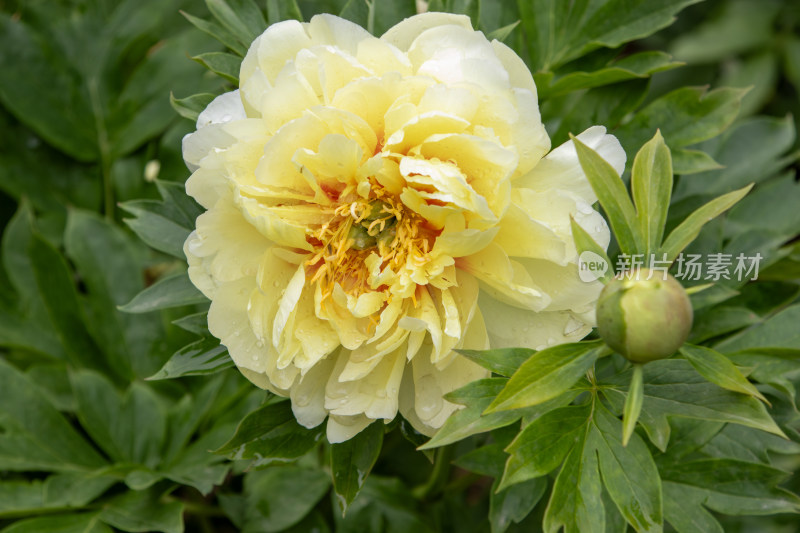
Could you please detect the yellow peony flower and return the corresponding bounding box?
[182,12,625,442]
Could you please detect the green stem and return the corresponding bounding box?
[88,77,114,220]
[412,445,454,501]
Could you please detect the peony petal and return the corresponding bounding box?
[184,196,272,299]
[517,126,625,204]
[517,258,604,312]
[478,291,592,350]
[208,278,268,374]
[307,14,374,55]
[240,19,312,87]
[381,13,473,51]
[327,413,373,443]
[407,25,509,90]
[490,40,537,93]
[196,90,247,129]
[410,339,487,428]
[326,345,406,420]
[291,352,337,428]
[458,243,550,311]
[492,202,567,264]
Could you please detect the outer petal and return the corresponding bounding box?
[196,90,247,129]
[327,414,373,443]
[517,126,625,203]
[184,197,272,299]
[381,12,473,51]
[207,278,268,375]
[479,292,591,350]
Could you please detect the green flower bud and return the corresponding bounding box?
[596,268,693,363]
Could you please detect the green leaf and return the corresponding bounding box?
[120,271,207,313]
[571,217,613,284]
[0,473,114,517]
[266,0,305,24]
[716,304,800,352]
[572,134,642,255]
[663,482,723,533]
[500,404,591,491]
[0,205,61,358]
[485,340,607,413]
[622,364,644,447]
[544,79,648,147]
[206,0,267,47]
[593,407,662,533]
[241,466,331,532]
[193,52,241,83]
[170,92,215,122]
[542,417,603,533]
[161,426,231,495]
[688,306,759,344]
[0,360,106,472]
[701,423,800,464]
[172,312,210,336]
[602,360,786,450]
[726,173,800,242]
[338,0,372,32]
[331,420,384,513]
[486,20,520,43]
[538,52,681,98]
[181,10,248,56]
[455,348,533,377]
[670,148,723,175]
[660,460,800,516]
[155,179,204,226]
[71,370,167,468]
[660,184,752,262]
[679,344,768,404]
[674,116,796,200]
[0,513,112,533]
[120,200,192,258]
[65,209,164,378]
[420,379,523,449]
[0,15,97,161]
[120,179,202,259]
[216,401,324,463]
[27,231,116,375]
[517,0,699,72]
[490,477,547,533]
[454,442,509,478]
[98,488,184,533]
[631,131,673,255]
[727,348,800,403]
[617,87,746,158]
[149,338,233,380]
[668,0,780,64]
[334,476,433,533]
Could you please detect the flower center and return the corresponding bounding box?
[304,187,439,303]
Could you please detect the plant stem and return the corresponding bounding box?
[412,445,454,501]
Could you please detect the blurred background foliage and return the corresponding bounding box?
[0,0,799,532]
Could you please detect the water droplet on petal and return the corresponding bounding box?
[563,317,584,336]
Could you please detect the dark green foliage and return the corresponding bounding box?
[1,0,800,532]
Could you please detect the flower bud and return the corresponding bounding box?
[596,269,693,363]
